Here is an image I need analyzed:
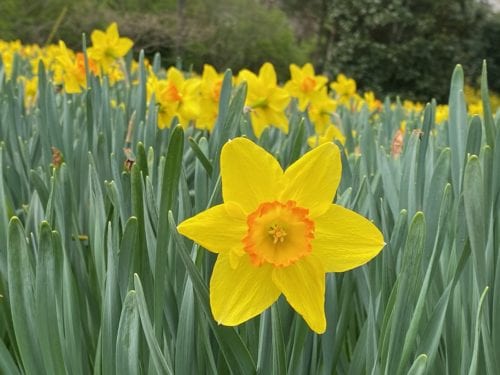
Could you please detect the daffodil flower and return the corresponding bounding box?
[87,22,133,71]
[284,63,329,111]
[178,137,385,333]
[197,64,224,131]
[307,124,345,148]
[238,63,290,137]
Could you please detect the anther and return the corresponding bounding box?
[268,224,287,244]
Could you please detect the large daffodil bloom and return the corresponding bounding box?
[177,138,384,333]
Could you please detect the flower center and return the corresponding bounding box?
[165,83,182,102]
[301,76,316,93]
[268,223,287,244]
[212,80,222,101]
[243,200,315,267]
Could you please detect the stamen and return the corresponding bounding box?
[268,223,287,244]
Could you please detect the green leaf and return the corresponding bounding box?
[135,141,149,178]
[447,65,468,196]
[480,60,496,148]
[58,229,87,375]
[286,117,306,166]
[286,316,308,375]
[424,148,450,252]
[116,291,140,375]
[88,155,106,293]
[35,221,65,375]
[133,274,174,375]
[415,284,453,366]
[7,217,43,375]
[175,279,197,375]
[382,212,425,374]
[0,146,9,279]
[468,287,489,375]
[189,136,213,176]
[101,222,120,375]
[399,133,419,218]
[466,115,482,157]
[29,169,49,210]
[464,155,486,288]
[118,216,139,300]
[0,338,20,375]
[271,304,286,375]
[407,354,427,375]
[398,185,451,372]
[256,310,272,372]
[154,125,184,340]
[135,50,147,126]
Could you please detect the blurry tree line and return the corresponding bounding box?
[0,0,499,102]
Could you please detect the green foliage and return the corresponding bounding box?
[316,0,499,102]
[2,48,500,373]
[0,0,310,80]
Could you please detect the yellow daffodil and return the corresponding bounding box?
[435,104,448,124]
[0,40,22,78]
[468,101,483,116]
[399,120,407,132]
[147,67,200,128]
[87,22,133,71]
[54,41,99,94]
[307,87,337,134]
[197,64,224,131]
[30,44,61,75]
[18,76,38,109]
[238,63,290,137]
[284,63,328,111]
[360,91,382,112]
[403,100,424,114]
[177,137,385,333]
[307,125,345,148]
[330,74,357,106]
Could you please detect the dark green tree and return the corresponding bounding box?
[285,0,495,102]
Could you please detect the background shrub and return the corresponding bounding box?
[0,0,499,100]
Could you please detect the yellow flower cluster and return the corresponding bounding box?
[1,22,132,103]
[3,23,499,141]
[131,61,383,140]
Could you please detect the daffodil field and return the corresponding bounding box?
[1,24,500,375]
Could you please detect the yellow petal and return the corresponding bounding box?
[203,64,218,80]
[249,111,269,138]
[264,109,288,134]
[272,256,326,333]
[177,203,246,254]
[268,87,290,111]
[167,67,184,87]
[303,63,315,76]
[281,142,341,217]
[64,77,83,94]
[91,30,106,47]
[210,253,279,325]
[289,63,301,80]
[221,137,283,213]
[115,38,133,56]
[106,22,119,41]
[259,62,277,85]
[311,204,385,272]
